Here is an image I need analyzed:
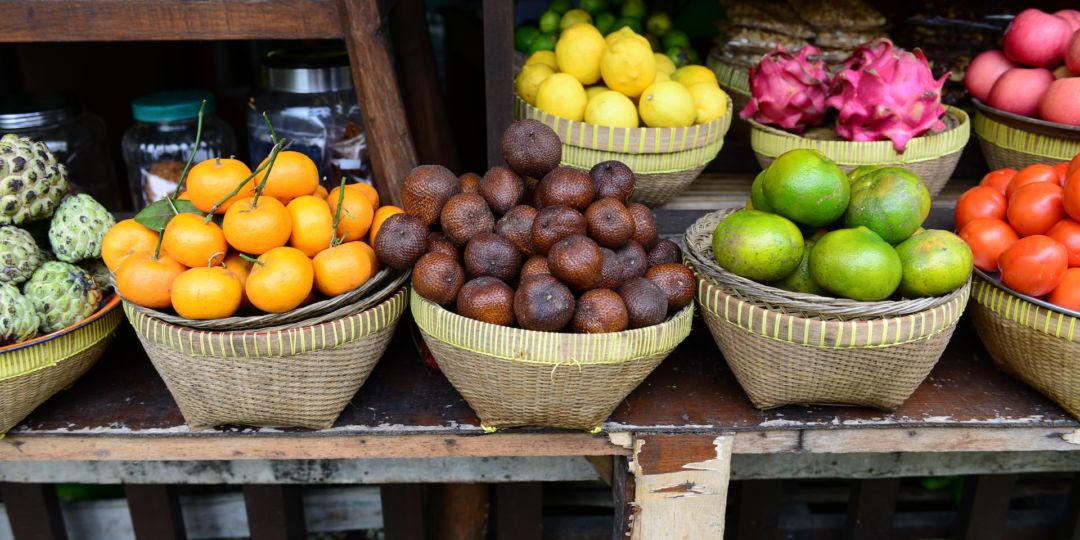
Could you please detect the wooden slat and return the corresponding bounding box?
[428,484,489,540]
[955,474,1016,540]
[0,0,342,41]
[495,483,542,540]
[843,478,900,540]
[612,456,636,539]
[735,481,782,540]
[380,484,427,540]
[0,483,68,540]
[124,484,186,540]
[338,0,417,207]
[243,485,307,540]
[482,0,514,168]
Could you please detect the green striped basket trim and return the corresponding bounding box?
[973,277,1080,342]
[698,278,970,349]
[0,296,122,382]
[514,95,732,154]
[560,138,725,173]
[973,112,1080,162]
[124,287,407,358]
[710,59,750,96]
[411,290,693,366]
[750,107,970,165]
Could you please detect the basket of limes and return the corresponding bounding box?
[684,150,972,410]
[514,22,732,207]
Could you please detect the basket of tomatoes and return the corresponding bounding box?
[958,155,1080,419]
[110,111,408,430]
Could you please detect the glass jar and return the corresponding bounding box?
[121,90,236,208]
[247,48,371,186]
[0,94,121,210]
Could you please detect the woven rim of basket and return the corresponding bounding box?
[748,107,969,165]
[972,103,1080,162]
[558,138,726,174]
[513,94,733,154]
[710,57,750,96]
[683,208,972,320]
[411,289,694,366]
[0,295,123,381]
[972,273,1080,342]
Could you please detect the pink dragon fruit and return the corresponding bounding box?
[827,39,949,153]
[740,45,830,133]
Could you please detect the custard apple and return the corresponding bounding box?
[0,134,69,225]
[0,226,41,284]
[79,259,112,293]
[48,194,115,263]
[23,261,102,334]
[0,283,38,345]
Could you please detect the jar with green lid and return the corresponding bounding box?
[121,90,236,208]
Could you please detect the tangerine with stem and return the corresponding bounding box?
[102,219,158,271]
[327,185,374,242]
[245,246,314,313]
[256,150,320,204]
[162,212,229,268]
[349,182,380,208]
[313,241,374,297]
[115,247,187,310]
[185,158,255,214]
[286,195,335,257]
[171,266,243,319]
[223,196,292,255]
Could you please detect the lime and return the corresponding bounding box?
[771,237,827,295]
[662,30,690,51]
[638,81,695,127]
[809,227,902,301]
[713,209,805,282]
[560,9,593,30]
[894,230,973,298]
[621,0,647,19]
[536,73,588,121]
[646,12,673,36]
[539,10,561,34]
[595,12,617,35]
[687,48,701,65]
[556,23,606,84]
[585,90,639,127]
[515,26,541,53]
[848,165,879,182]
[843,167,931,244]
[549,0,572,14]
[525,50,559,71]
[666,46,690,67]
[762,149,850,227]
[613,17,644,34]
[580,0,609,16]
[750,171,773,213]
[601,33,657,97]
[529,33,558,53]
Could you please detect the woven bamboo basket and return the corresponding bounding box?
[684,209,971,410]
[748,107,970,197]
[1,295,123,434]
[513,96,732,207]
[707,55,751,140]
[972,99,1080,171]
[411,291,694,430]
[125,286,408,430]
[970,272,1080,419]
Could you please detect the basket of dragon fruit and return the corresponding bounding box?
[740,39,969,197]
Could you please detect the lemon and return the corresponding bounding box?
[516,64,555,105]
[525,50,558,71]
[585,85,610,101]
[652,70,670,82]
[555,23,606,85]
[585,91,639,128]
[638,81,695,127]
[672,65,718,88]
[686,82,728,124]
[536,72,588,121]
[605,26,635,46]
[654,53,677,75]
[600,35,656,98]
[560,8,592,30]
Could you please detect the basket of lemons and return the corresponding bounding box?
[515,23,732,207]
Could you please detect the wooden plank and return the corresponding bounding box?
[495,483,542,540]
[338,0,417,207]
[124,484,186,540]
[731,427,1080,455]
[612,456,636,539]
[630,434,732,539]
[243,485,307,540]
[1065,473,1080,540]
[380,484,427,540]
[734,481,782,540]
[0,0,342,41]
[428,484,489,540]
[843,478,900,540]
[0,483,68,540]
[955,474,1016,540]
[482,0,514,168]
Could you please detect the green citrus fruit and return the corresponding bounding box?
[809,227,902,301]
[621,0,647,19]
[771,237,827,295]
[712,209,804,282]
[580,0,609,16]
[749,170,774,213]
[848,165,879,182]
[762,149,850,227]
[539,10,562,34]
[549,0,573,15]
[843,167,931,244]
[646,12,672,36]
[894,229,973,298]
[594,12,617,35]
[515,26,541,53]
[529,33,558,54]
[662,29,690,51]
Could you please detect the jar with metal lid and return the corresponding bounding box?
[121,90,236,208]
[248,48,370,186]
[0,94,121,209]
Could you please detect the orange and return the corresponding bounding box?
[170,267,243,319]
[349,182,380,208]
[114,253,187,309]
[312,185,329,199]
[223,252,253,308]
[223,196,292,255]
[368,205,404,244]
[327,186,374,242]
[286,195,335,257]
[177,191,191,201]
[102,219,158,271]
[356,241,379,273]
[312,241,374,296]
[185,158,255,214]
[246,246,314,313]
[162,213,228,268]
[256,150,320,204]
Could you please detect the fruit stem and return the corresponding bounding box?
[169,100,207,209]
[330,177,347,247]
[152,230,165,260]
[239,253,264,266]
[202,138,285,223]
[262,112,280,145]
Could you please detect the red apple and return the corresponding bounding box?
[1068,30,1080,75]
[1003,9,1073,68]
[988,68,1055,117]
[965,50,1017,102]
[1039,78,1080,126]
[1056,10,1080,32]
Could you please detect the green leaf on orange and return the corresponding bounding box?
[134,198,201,232]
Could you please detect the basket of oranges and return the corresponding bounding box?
[109,112,408,429]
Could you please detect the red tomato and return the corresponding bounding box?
[1054,162,1070,185]
[1048,268,1080,311]
[1068,154,1080,181]
[955,186,1007,231]
[979,168,1017,196]
[998,235,1068,297]
[1066,170,1080,221]
[1047,219,1080,267]
[960,217,1020,271]
[1007,182,1065,236]
[1006,164,1058,200]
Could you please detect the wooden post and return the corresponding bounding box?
[0,483,68,540]
[843,478,900,540]
[381,484,427,540]
[955,474,1016,540]
[428,483,490,540]
[124,484,186,540]
[495,483,542,540]
[482,0,514,168]
[243,485,307,540]
[612,456,636,538]
[338,0,419,207]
